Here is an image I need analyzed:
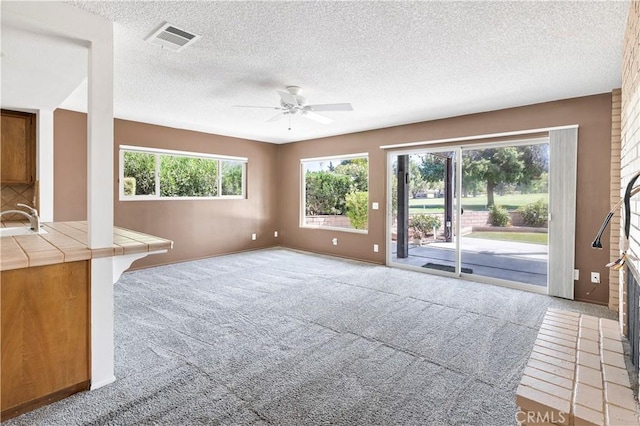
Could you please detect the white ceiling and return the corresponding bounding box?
[1,1,630,144]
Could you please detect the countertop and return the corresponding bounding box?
[1,221,173,271]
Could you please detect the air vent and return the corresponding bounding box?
[145,22,201,52]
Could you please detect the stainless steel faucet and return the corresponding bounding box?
[0,204,41,231]
[17,204,40,231]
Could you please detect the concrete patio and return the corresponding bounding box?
[391,237,548,287]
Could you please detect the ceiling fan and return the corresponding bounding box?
[233,86,353,127]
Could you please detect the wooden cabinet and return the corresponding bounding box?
[1,110,36,184]
[1,261,90,420]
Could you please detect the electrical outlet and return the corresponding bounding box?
[251,233,257,241]
[332,238,338,246]
[590,272,600,284]
[373,244,379,253]
[574,269,579,280]
[274,231,278,238]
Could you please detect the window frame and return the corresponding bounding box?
[119,145,247,201]
[300,152,369,234]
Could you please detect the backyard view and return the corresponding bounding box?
[391,142,550,286]
[303,156,369,231]
[122,149,244,198]
[397,144,549,244]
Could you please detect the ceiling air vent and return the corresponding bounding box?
[145,22,201,52]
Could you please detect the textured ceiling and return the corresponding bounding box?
[1,24,87,111]
[3,1,630,143]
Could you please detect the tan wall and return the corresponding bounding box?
[53,109,279,268]
[278,94,613,305]
[620,2,640,333]
[54,93,613,303]
[54,110,87,221]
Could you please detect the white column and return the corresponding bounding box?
[37,110,54,222]
[87,35,115,389]
[90,257,115,389]
[87,37,114,248]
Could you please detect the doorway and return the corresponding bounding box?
[388,138,550,291]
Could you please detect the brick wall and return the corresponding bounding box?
[610,89,622,314]
[620,2,640,335]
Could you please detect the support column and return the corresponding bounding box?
[87,35,115,389]
[37,110,54,222]
[445,157,454,242]
[397,155,409,258]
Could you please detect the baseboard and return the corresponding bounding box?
[90,375,116,390]
[1,380,90,421]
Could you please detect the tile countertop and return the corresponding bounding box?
[0,221,173,271]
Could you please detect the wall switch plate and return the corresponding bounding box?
[372,202,379,210]
[251,233,257,241]
[274,231,278,238]
[332,238,338,246]
[574,269,579,280]
[590,272,600,284]
[373,244,379,253]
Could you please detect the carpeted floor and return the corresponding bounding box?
[7,248,621,425]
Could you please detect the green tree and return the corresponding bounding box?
[123,151,156,195]
[221,161,243,195]
[334,158,368,192]
[517,144,549,187]
[305,171,352,215]
[419,154,445,185]
[516,145,549,194]
[159,155,218,197]
[463,147,524,207]
[409,159,427,198]
[345,191,368,230]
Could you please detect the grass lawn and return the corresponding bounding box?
[466,231,548,245]
[409,193,547,214]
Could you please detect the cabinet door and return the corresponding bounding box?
[1,110,35,184]
[1,261,90,418]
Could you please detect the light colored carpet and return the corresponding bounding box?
[7,248,620,425]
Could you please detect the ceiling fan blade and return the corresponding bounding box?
[303,111,333,124]
[233,105,281,109]
[277,90,299,106]
[267,112,287,122]
[307,103,353,112]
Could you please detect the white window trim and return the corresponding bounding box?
[300,153,369,234]
[119,145,247,201]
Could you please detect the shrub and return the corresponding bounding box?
[518,198,549,227]
[409,214,442,236]
[123,177,136,196]
[345,191,368,230]
[489,204,510,227]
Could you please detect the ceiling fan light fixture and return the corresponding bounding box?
[232,86,354,127]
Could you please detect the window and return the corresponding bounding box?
[120,145,246,200]
[301,153,369,232]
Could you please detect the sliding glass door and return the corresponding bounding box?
[388,139,550,290]
[390,151,460,272]
[459,142,549,287]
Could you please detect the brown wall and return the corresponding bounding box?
[53,109,279,268]
[54,93,613,304]
[54,110,87,221]
[278,93,613,305]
